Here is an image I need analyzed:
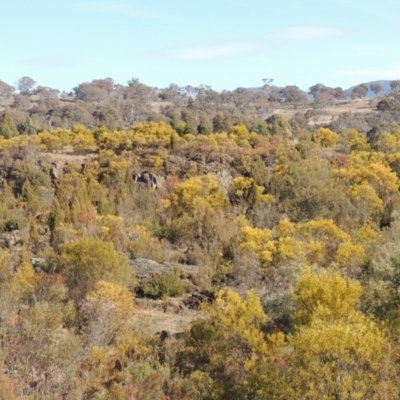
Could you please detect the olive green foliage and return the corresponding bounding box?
[56,237,134,297]
[139,268,185,300]
[0,108,18,139]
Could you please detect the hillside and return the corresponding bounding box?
[0,113,400,398]
[2,75,400,397]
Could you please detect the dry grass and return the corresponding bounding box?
[133,297,200,335]
[271,98,377,126]
[39,151,98,165]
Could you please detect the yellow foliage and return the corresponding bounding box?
[230,176,254,197]
[347,181,384,224]
[275,218,295,237]
[291,219,350,265]
[57,237,134,296]
[34,126,95,153]
[334,152,398,223]
[305,240,325,264]
[230,176,274,204]
[183,133,195,141]
[195,132,238,150]
[295,218,350,242]
[312,127,339,147]
[98,130,133,152]
[197,134,219,149]
[206,289,269,362]
[51,127,73,143]
[274,237,300,263]
[129,121,176,148]
[71,125,97,152]
[375,131,400,153]
[12,261,37,296]
[340,128,370,151]
[238,218,275,268]
[0,250,10,283]
[86,280,134,316]
[104,159,132,184]
[238,217,360,270]
[96,214,124,246]
[142,154,166,168]
[334,241,365,266]
[115,329,154,361]
[290,308,393,399]
[272,157,290,180]
[347,181,383,210]
[168,174,228,215]
[229,124,251,147]
[210,132,237,148]
[259,193,274,203]
[355,220,382,244]
[32,131,65,152]
[128,225,164,262]
[292,266,362,326]
[89,345,108,366]
[335,151,399,197]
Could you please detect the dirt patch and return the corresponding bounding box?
[39,151,98,166]
[133,297,200,335]
[271,99,377,126]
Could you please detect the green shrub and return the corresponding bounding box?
[55,238,135,300]
[140,268,184,300]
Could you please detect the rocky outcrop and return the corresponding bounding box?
[183,290,216,310]
[129,258,200,285]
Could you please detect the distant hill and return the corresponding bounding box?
[344,80,392,98]
[250,80,394,99]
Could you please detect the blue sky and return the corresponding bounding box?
[2,0,400,93]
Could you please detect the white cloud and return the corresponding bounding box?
[272,26,346,41]
[154,26,349,62]
[338,64,400,79]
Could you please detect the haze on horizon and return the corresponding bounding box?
[2,0,400,93]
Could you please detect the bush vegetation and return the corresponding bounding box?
[1,109,400,398]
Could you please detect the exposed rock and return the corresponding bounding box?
[129,258,200,284]
[183,281,201,294]
[162,299,186,314]
[213,169,233,190]
[133,172,158,189]
[183,290,216,310]
[164,155,189,175]
[30,257,46,272]
[0,229,23,248]
[30,256,45,265]
[157,330,184,341]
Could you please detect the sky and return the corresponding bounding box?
[2,0,400,93]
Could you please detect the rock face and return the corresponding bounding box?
[183,290,216,310]
[214,169,233,190]
[129,258,199,284]
[164,153,234,187]
[133,172,159,189]
[0,229,23,248]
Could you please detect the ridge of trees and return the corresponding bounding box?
[2,77,400,139]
